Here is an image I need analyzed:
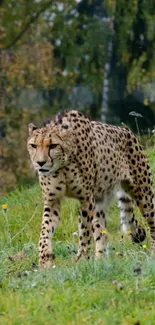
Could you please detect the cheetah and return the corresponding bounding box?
[27,110,155,267]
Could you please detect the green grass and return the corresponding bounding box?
[1,149,155,325]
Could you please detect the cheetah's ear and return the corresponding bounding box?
[28,123,38,136]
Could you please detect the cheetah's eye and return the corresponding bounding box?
[49,144,58,150]
[30,144,37,149]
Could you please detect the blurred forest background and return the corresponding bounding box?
[0,0,155,194]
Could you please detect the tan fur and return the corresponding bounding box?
[27,110,155,267]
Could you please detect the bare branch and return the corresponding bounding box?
[1,0,53,50]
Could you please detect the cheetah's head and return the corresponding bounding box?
[27,121,76,175]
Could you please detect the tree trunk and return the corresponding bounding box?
[101,16,115,123]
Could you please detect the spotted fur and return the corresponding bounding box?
[27,110,155,267]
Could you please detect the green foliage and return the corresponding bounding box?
[110,0,155,128]
[0,0,155,193]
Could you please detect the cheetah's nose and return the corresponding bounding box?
[37,161,46,167]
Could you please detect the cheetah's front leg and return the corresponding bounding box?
[92,202,108,259]
[39,200,60,268]
[76,197,95,261]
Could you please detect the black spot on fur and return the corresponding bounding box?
[131,228,146,243]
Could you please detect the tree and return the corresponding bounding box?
[109,0,155,130]
[0,0,109,193]
[0,0,155,193]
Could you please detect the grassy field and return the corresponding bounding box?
[0,148,155,325]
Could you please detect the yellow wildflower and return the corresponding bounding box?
[101,229,108,235]
[143,98,149,106]
[142,244,147,249]
[2,204,8,210]
[115,252,123,257]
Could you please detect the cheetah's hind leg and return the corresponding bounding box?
[117,187,146,244]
